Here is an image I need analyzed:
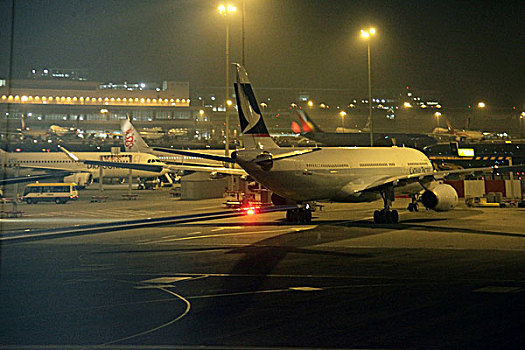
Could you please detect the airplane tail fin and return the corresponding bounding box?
[233,64,279,150]
[120,118,150,152]
[292,109,322,133]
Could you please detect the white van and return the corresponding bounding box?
[22,183,79,204]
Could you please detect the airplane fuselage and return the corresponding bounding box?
[235,146,433,202]
[2,151,167,179]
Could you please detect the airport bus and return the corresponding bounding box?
[22,183,79,204]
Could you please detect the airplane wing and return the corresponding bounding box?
[59,146,247,176]
[150,147,236,163]
[0,171,74,185]
[356,164,524,193]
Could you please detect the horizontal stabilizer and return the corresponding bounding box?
[0,171,74,186]
[83,160,164,173]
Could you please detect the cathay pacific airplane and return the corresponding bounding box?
[79,64,521,224]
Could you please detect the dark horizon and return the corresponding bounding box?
[0,0,523,108]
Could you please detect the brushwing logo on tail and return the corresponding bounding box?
[124,127,135,150]
[234,82,269,136]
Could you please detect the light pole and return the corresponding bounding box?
[434,112,442,127]
[241,0,246,66]
[520,112,525,137]
[339,111,347,130]
[218,4,236,157]
[361,27,376,146]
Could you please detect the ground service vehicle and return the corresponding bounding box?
[22,183,79,204]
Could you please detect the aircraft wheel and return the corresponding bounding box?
[305,209,312,223]
[26,198,33,204]
[391,210,399,223]
[286,209,298,223]
[373,210,381,224]
[297,210,305,223]
[408,203,414,212]
[286,210,293,223]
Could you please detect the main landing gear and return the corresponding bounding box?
[407,194,419,212]
[286,204,312,224]
[374,185,399,224]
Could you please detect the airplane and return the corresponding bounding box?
[118,118,247,178]
[156,64,522,224]
[292,109,438,149]
[76,65,522,224]
[0,148,169,188]
[431,119,485,141]
[48,124,77,137]
[58,119,247,179]
[5,114,77,140]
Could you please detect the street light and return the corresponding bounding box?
[339,111,347,130]
[434,112,442,127]
[218,4,236,157]
[361,27,376,146]
[477,101,486,109]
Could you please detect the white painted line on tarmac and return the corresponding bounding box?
[141,227,308,244]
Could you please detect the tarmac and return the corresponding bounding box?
[1,186,524,349]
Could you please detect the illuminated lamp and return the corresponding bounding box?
[176,98,180,103]
[21,96,28,102]
[140,98,145,103]
[98,97,102,102]
[110,97,115,102]
[14,95,20,101]
[72,97,77,101]
[146,98,151,103]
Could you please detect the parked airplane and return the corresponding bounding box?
[159,65,521,223]
[1,148,168,188]
[431,120,485,141]
[119,118,246,177]
[293,109,438,149]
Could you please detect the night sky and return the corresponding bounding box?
[1,0,523,107]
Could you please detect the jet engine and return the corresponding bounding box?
[208,172,227,180]
[64,173,93,189]
[420,183,458,211]
[255,152,273,171]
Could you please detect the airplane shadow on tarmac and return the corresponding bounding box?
[208,210,524,309]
